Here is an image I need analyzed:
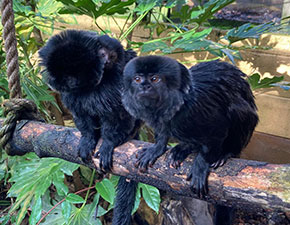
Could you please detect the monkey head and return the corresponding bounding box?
[39,30,124,93]
[122,56,191,122]
[98,35,125,70]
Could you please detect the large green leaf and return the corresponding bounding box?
[224,22,274,44]
[171,0,234,24]
[141,41,169,52]
[29,197,42,225]
[95,178,115,204]
[139,183,160,214]
[247,73,284,90]
[37,0,64,15]
[131,185,141,214]
[135,0,157,13]
[8,155,79,225]
[58,0,134,18]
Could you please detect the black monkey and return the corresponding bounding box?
[122,55,258,196]
[39,30,141,225]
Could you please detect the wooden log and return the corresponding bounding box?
[2,119,290,212]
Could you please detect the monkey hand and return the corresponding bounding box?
[186,153,210,198]
[94,141,114,173]
[78,136,97,163]
[135,145,166,172]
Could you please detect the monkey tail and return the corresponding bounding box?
[112,176,138,225]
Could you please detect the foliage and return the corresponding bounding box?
[0,0,287,224]
[247,73,284,90]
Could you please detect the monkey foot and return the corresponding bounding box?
[135,147,160,172]
[187,154,210,198]
[168,144,194,169]
[94,143,114,173]
[210,154,231,169]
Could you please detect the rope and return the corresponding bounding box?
[1,0,22,98]
[0,99,44,155]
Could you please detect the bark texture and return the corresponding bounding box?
[2,119,290,212]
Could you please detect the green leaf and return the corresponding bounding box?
[79,165,93,183]
[60,161,79,176]
[53,171,69,196]
[141,41,169,53]
[95,178,115,204]
[13,1,32,15]
[174,40,210,51]
[139,183,160,214]
[135,0,156,13]
[87,193,100,217]
[41,203,66,225]
[61,200,72,223]
[247,73,284,90]
[191,9,205,19]
[29,197,42,225]
[66,193,85,204]
[37,0,63,15]
[0,214,10,225]
[58,0,134,18]
[97,205,108,217]
[224,22,274,44]
[109,175,120,187]
[131,185,141,214]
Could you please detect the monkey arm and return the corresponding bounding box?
[135,125,170,172]
[73,115,101,162]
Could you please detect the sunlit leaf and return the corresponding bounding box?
[141,41,169,53]
[247,73,284,90]
[224,22,274,44]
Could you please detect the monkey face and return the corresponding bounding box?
[130,73,165,107]
[39,30,109,93]
[123,56,185,108]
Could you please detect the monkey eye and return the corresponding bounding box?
[110,52,117,62]
[150,75,161,83]
[99,49,107,59]
[133,76,142,83]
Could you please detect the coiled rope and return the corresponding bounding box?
[0,0,42,155]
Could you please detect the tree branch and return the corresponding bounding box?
[2,119,290,212]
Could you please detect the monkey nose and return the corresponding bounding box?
[141,84,152,91]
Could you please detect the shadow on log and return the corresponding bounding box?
[2,119,290,212]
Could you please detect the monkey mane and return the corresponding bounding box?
[39,30,104,92]
[124,55,191,93]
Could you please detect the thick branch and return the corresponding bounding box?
[2,120,290,212]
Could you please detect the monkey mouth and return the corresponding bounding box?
[137,92,157,99]
[137,92,161,107]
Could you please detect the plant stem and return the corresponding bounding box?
[120,11,150,41]
[80,170,96,210]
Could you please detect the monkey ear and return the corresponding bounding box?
[178,63,191,94]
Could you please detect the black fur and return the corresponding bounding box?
[122,56,258,196]
[39,30,140,225]
[112,177,138,225]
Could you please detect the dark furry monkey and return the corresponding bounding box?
[122,55,258,196]
[39,30,141,225]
